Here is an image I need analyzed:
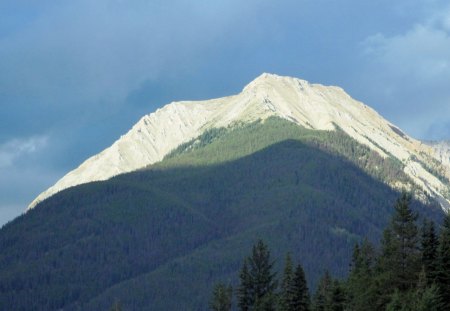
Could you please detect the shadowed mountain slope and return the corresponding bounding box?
[0,119,443,310]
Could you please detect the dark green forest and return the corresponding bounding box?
[0,118,445,310]
[210,193,450,310]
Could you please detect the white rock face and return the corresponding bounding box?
[428,141,450,169]
[29,73,450,211]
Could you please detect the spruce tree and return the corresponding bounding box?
[237,260,252,311]
[379,193,420,286]
[346,239,377,311]
[238,240,277,311]
[330,280,345,311]
[414,284,441,311]
[421,219,439,284]
[390,192,420,291]
[292,263,311,311]
[413,268,441,311]
[436,212,450,308]
[248,240,277,311]
[375,193,421,309]
[313,271,332,311]
[210,283,232,311]
[280,253,310,311]
[280,253,296,311]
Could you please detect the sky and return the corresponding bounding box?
[1,0,450,226]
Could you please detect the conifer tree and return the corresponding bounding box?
[390,192,420,291]
[414,284,441,311]
[413,268,441,311]
[210,283,232,311]
[378,193,420,291]
[330,280,345,311]
[237,260,252,311]
[421,219,439,284]
[346,239,377,311]
[237,240,277,311]
[280,253,310,311]
[313,271,332,311]
[292,263,311,311]
[436,212,450,308]
[280,253,296,311]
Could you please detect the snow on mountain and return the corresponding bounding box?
[29,73,450,211]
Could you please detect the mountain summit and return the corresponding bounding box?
[29,73,450,210]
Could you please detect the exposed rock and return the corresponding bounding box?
[29,73,450,211]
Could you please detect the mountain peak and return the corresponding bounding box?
[242,72,307,93]
[29,74,450,211]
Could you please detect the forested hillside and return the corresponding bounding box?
[210,193,450,311]
[0,118,444,310]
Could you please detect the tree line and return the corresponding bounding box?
[210,193,450,310]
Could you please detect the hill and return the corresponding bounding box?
[0,118,444,310]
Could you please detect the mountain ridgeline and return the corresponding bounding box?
[28,73,450,212]
[0,118,444,310]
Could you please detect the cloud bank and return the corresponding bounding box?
[1,0,450,225]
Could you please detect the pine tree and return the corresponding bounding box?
[292,263,311,311]
[390,192,420,291]
[385,289,407,311]
[421,219,439,284]
[280,253,296,311]
[280,253,310,311]
[436,212,450,309]
[346,239,377,311]
[375,193,421,309]
[414,284,441,311]
[413,268,441,311]
[210,283,232,311]
[237,260,253,311]
[238,240,277,311]
[330,280,345,311]
[313,271,332,311]
[249,240,277,301]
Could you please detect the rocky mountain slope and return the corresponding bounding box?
[427,140,450,169]
[3,118,445,311]
[29,73,450,210]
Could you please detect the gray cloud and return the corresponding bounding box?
[356,5,450,140]
[0,136,48,168]
[1,0,450,225]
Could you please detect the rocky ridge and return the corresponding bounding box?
[29,73,450,211]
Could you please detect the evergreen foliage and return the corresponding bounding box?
[414,283,441,311]
[210,283,232,311]
[280,253,310,311]
[375,192,421,308]
[238,260,253,311]
[218,194,449,311]
[0,118,445,310]
[292,263,311,311]
[312,271,332,311]
[436,213,450,307]
[346,239,377,311]
[421,219,439,284]
[389,192,421,291]
[280,253,296,311]
[238,240,277,311]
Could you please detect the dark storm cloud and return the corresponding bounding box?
[1,0,450,225]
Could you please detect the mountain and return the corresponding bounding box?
[1,118,444,310]
[427,140,450,170]
[1,74,448,310]
[29,73,450,211]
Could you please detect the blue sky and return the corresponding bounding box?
[1,0,450,226]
